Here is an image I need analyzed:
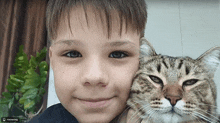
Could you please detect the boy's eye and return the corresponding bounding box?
[109,51,128,58]
[64,51,82,58]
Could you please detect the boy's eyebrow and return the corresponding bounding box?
[52,40,136,47]
[53,40,84,46]
[107,40,136,47]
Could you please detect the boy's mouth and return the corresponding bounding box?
[77,97,114,108]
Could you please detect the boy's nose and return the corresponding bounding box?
[83,58,108,87]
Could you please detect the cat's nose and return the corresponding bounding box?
[165,95,182,106]
[163,84,183,106]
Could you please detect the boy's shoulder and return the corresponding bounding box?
[28,103,78,123]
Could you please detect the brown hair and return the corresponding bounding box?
[46,0,147,43]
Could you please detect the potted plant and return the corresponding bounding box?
[0,45,48,122]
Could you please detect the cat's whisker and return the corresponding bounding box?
[149,106,167,123]
[134,100,150,106]
[132,100,149,108]
[174,107,185,116]
[127,110,142,123]
[116,106,130,123]
[151,110,161,123]
[198,118,205,123]
[196,107,219,118]
[129,100,155,122]
[194,107,220,122]
[127,107,143,123]
[139,104,151,116]
[139,103,156,122]
[143,108,157,123]
[194,114,210,123]
[193,111,215,123]
[190,112,205,122]
[124,106,130,112]
[125,103,141,123]
[187,113,203,123]
[132,115,142,123]
[197,102,218,108]
[183,114,197,123]
[193,117,202,123]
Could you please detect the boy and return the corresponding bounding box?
[29,0,147,122]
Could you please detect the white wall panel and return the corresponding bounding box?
[180,0,220,58]
[145,0,182,56]
[47,67,60,107]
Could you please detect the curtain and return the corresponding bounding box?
[0,0,48,112]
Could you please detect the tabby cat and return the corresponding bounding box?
[127,38,220,123]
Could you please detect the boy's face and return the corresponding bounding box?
[49,6,140,123]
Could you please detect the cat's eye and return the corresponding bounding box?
[183,79,198,86]
[64,51,82,58]
[149,75,163,84]
[109,51,128,58]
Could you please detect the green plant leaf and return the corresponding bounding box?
[20,69,41,92]
[39,87,45,97]
[2,92,12,99]
[19,97,26,105]
[39,61,48,73]
[8,75,25,89]
[13,45,29,71]
[24,99,35,110]
[40,70,48,77]
[22,78,40,90]
[34,95,41,104]
[28,107,35,115]
[5,84,17,92]
[0,98,10,104]
[7,78,20,88]
[18,56,24,60]
[25,77,40,87]
[8,97,14,109]
[10,75,25,83]
[40,77,47,85]
[15,93,19,100]
[0,103,9,119]
[36,47,47,63]
[19,85,35,93]
[29,56,37,69]
[26,69,37,76]
[22,88,38,100]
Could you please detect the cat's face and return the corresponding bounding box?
[127,38,220,123]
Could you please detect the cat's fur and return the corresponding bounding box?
[127,38,220,123]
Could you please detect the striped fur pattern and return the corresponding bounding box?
[127,38,220,123]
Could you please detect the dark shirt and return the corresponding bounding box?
[28,103,78,123]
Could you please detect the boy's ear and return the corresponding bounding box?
[139,37,157,58]
[196,47,220,74]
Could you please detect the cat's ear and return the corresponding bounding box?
[197,47,220,74]
[140,37,157,58]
